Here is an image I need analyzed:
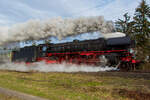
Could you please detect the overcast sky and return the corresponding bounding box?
[0,0,149,45]
[0,0,149,26]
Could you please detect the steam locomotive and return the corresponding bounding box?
[8,32,139,70]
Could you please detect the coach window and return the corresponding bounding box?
[42,46,47,51]
[86,44,88,48]
[39,47,42,52]
[75,45,77,49]
[62,46,64,51]
[67,45,70,49]
[51,47,54,51]
[60,46,62,51]
[58,46,61,51]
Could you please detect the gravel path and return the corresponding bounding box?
[0,87,48,100]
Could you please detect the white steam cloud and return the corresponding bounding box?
[0,62,117,72]
[0,16,114,45]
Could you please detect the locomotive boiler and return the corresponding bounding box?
[10,32,139,70]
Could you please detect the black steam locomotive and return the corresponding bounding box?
[11,32,138,70]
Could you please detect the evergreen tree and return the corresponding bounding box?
[115,0,150,62]
[44,39,51,44]
[133,0,150,61]
[133,0,150,47]
[115,13,135,38]
[32,40,36,46]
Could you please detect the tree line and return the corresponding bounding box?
[115,0,150,62]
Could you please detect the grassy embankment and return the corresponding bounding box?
[0,71,149,100]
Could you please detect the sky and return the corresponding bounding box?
[0,0,149,26]
[0,0,149,46]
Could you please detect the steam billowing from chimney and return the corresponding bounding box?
[0,16,114,45]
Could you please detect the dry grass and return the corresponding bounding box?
[0,71,149,100]
[141,63,150,71]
